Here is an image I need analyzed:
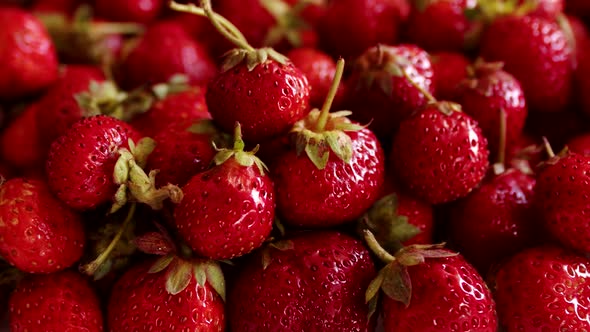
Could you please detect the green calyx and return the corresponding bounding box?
[261,239,295,270]
[354,44,413,97]
[469,0,539,23]
[221,47,289,72]
[213,123,268,175]
[260,0,311,47]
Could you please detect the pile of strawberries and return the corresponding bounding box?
[2,0,590,330]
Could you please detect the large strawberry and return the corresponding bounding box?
[0,102,44,168]
[0,7,59,100]
[174,123,274,259]
[171,1,311,143]
[272,59,385,228]
[345,44,435,138]
[430,51,470,101]
[9,270,103,331]
[479,14,573,113]
[96,0,163,23]
[494,246,590,330]
[228,231,376,331]
[0,178,85,273]
[391,101,489,204]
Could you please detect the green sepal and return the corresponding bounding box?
[381,262,412,307]
[165,259,192,295]
[193,260,227,301]
[151,74,190,100]
[149,254,175,274]
[221,47,289,72]
[75,80,128,119]
[212,123,268,175]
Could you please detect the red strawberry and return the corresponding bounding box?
[117,21,217,90]
[479,14,573,113]
[405,0,480,52]
[108,258,225,331]
[96,0,163,23]
[520,0,563,17]
[0,102,44,168]
[346,44,435,138]
[0,178,85,273]
[0,7,59,100]
[567,133,590,155]
[568,14,590,69]
[391,102,489,204]
[174,124,274,259]
[430,51,470,101]
[9,270,103,331]
[494,246,590,330]
[456,60,527,156]
[272,59,385,228]
[318,0,407,59]
[535,151,590,252]
[46,115,141,211]
[228,231,376,331]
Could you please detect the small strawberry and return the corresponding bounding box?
[364,233,498,331]
[0,102,44,168]
[0,178,85,273]
[479,14,573,113]
[228,231,376,331]
[174,123,274,259]
[96,0,164,23]
[117,21,217,90]
[391,99,489,204]
[567,133,590,156]
[0,7,59,100]
[272,59,385,228]
[430,51,470,101]
[494,246,590,330]
[345,44,435,138]
[171,1,311,143]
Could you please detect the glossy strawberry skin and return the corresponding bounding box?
[536,153,590,252]
[118,22,217,90]
[0,178,85,273]
[0,102,43,168]
[0,7,59,100]
[430,51,470,101]
[229,231,376,332]
[95,0,163,23]
[9,271,104,332]
[206,60,310,143]
[383,251,497,331]
[273,127,385,227]
[131,87,210,138]
[450,169,537,273]
[108,261,225,332]
[46,115,142,211]
[494,246,590,331]
[174,158,274,260]
[480,15,572,113]
[391,105,489,204]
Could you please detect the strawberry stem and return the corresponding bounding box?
[401,68,436,104]
[233,122,246,151]
[315,58,345,132]
[362,229,396,264]
[542,137,556,158]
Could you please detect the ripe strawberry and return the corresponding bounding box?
[535,151,590,252]
[96,0,163,23]
[174,124,274,259]
[346,44,435,138]
[567,133,590,155]
[0,102,43,168]
[272,59,385,228]
[108,258,225,331]
[479,14,573,113]
[9,270,103,331]
[456,60,527,155]
[568,14,589,69]
[117,21,217,90]
[318,0,407,59]
[494,246,590,330]
[430,51,470,101]
[391,102,489,204]
[46,115,141,211]
[0,178,85,273]
[228,231,376,331]
[405,0,479,52]
[0,7,59,100]
[521,0,563,17]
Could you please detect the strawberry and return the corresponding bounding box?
[228,231,376,331]
[171,1,311,143]
[535,151,590,252]
[318,0,407,59]
[0,102,43,168]
[456,60,527,156]
[174,123,274,259]
[405,0,480,52]
[364,236,498,331]
[521,0,564,18]
[272,59,385,228]
[96,0,164,23]
[391,102,489,204]
[117,21,217,90]
[0,7,59,100]
[430,51,470,101]
[108,258,225,332]
[345,44,435,138]
[567,133,590,155]
[568,14,590,69]
[479,14,573,113]
[9,270,103,331]
[0,178,85,273]
[494,245,590,330]
[147,120,217,187]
